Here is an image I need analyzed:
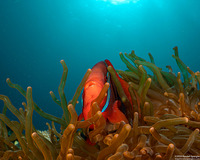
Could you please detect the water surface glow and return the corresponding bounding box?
[97,0,140,5]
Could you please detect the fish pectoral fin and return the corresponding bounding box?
[107,100,128,124]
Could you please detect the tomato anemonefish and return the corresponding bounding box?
[79,60,131,124]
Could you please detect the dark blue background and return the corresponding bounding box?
[1,0,200,130]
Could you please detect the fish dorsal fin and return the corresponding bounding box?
[80,88,84,106]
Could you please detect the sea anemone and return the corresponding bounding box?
[0,46,199,160]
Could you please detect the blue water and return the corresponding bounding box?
[1,0,200,130]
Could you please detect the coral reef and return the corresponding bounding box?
[0,47,200,160]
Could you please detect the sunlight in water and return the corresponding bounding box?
[97,0,140,5]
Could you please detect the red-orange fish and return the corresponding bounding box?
[79,60,129,124]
